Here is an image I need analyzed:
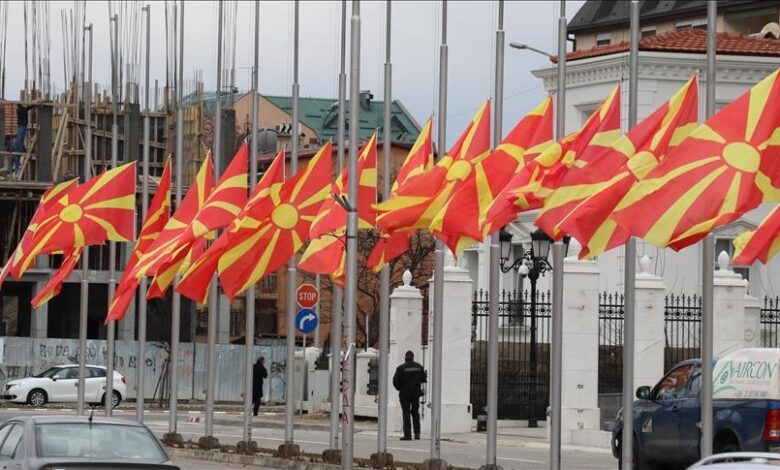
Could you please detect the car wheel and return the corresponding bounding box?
[617,436,655,470]
[101,391,121,408]
[27,389,47,407]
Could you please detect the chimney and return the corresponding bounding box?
[359,90,373,110]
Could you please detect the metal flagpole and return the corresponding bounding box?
[326,1,347,460]
[203,0,223,445]
[105,13,119,417]
[136,2,151,425]
[281,0,302,458]
[484,0,504,468]
[374,0,392,466]
[621,2,639,469]
[549,2,566,468]
[77,23,92,416]
[241,0,260,447]
[426,1,447,467]
[165,0,184,443]
[314,274,320,348]
[341,1,360,467]
[700,0,717,458]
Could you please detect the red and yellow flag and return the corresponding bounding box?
[217,142,333,299]
[484,85,621,235]
[557,76,699,258]
[375,100,491,240]
[1,178,77,288]
[733,205,780,266]
[176,148,287,304]
[31,248,82,308]
[300,133,377,282]
[431,97,554,253]
[612,69,780,250]
[105,159,173,322]
[16,162,137,276]
[367,119,434,272]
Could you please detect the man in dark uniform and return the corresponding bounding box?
[252,356,268,416]
[393,350,426,440]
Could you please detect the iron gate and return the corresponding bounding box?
[664,294,702,371]
[470,289,551,421]
[598,292,624,394]
[761,297,780,347]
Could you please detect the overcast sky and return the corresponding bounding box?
[5,0,585,146]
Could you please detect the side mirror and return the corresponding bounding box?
[636,386,651,400]
[51,376,59,381]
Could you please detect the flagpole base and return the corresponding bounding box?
[197,435,220,450]
[423,458,449,470]
[236,440,258,455]
[322,448,341,464]
[370,451,394,468]
[478,465,504,470]
[161,432,184,447]
[277,442,300,458]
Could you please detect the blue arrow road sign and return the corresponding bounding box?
[295,308,318,334]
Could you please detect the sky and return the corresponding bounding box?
[5,0,585,146]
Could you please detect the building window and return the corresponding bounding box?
[641,27,657,38]
[596,33,612,47]
[715,237,750,283]
[676,19,707,31]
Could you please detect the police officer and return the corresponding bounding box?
[392,350,426,440]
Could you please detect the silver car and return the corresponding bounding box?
[0,415,178,469]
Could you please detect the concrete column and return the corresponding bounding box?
[422,255,473,434]
[744,290,762,349]
[713,251,747,356]
[355,348,379,417]
[117,245,135,340]
[560,247,600,444]
[218,294,230,344]
[31,281,48,338]
[387,270,423,433]
[634,255,666,390]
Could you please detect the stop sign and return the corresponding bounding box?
[296,283,319,308]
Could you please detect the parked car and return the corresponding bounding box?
[688,452,780,468]
[0,415,178,469]
[2,364,126,408]
[612,348,780,469]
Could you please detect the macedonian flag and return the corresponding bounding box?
[217,142,333,299]
[300,133,377,283]
[431,97,553,253]
[31,247,83,308]
[557,76,698,258]
[612,69,780,250]
[375,100,491,242]
[15,162,137,277]
[105,158,173,322]
[483,85,621,236]
[733,205,780,266]
[1,178,77,288]
[367,118,433,272]
[176,148,287,304]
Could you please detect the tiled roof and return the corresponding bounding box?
[557,29,780,62]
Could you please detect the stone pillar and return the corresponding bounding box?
[744,289,762,349]
[560,249,600,444]
[117,244,136,340]
[634,255,666,390]
[386,270,423,433]
[218,294,230,344]
[713,251,747,356]
[422,257,473,434]
[31,281,48,338]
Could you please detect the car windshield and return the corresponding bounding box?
[32,367,62,379]
[35,423,167,461]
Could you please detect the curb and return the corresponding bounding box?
[166,447,348,469]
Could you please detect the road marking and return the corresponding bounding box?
[499,456,545,464]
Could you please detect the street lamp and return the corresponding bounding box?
[498,227,569,428]
[509,41,554,59]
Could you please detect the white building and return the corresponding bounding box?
[466,0,780,298]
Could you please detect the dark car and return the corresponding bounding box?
[0,415,179,469]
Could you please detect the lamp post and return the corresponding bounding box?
[509,42,553,59]
[498,228,568,428]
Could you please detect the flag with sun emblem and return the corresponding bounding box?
[217,141,332,299]
[176,148,287,304]
[611,69,780,250]
[733,204,780,266]
[30,247,83,308]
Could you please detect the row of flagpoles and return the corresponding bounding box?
[4,0,780,468]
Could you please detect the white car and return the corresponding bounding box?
[2,365,126,408]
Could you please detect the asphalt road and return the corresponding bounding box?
[0,407,618,469]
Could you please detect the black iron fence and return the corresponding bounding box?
[598,292,624,394]
[471,289,551,421]
[664,294,702,371]
[761,297,780,347]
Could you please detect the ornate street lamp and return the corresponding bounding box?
[498,227,569,427]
